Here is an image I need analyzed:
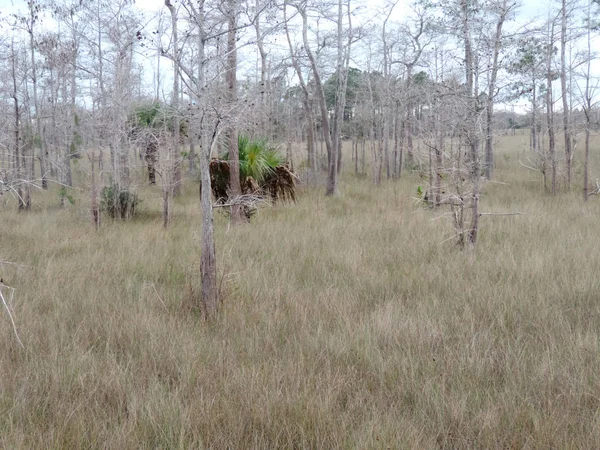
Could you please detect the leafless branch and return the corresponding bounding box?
[479,212,526,217]
[0,281,24,348]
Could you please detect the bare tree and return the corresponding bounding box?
[392,9,427,173]
[165,0,182,198]
[283,4,317,174]
[9,39,26,210]
[484,0,515,179]
[25,0,48,190]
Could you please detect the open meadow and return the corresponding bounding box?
[2,133,600,448]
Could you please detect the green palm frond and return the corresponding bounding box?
[223,134,283,183]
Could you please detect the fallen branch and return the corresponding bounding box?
[479,212,526,217]
[0,281,24,348]
[519,160,541,172]
[588,180,600,196]
[213,194,270,210]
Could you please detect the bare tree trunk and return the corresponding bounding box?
[398,116,405,177]
[584,122,590,199]
[200,126,219,320]
[283,4,316,174]
[531,79,537,151]
[371,127,379,184]
[435,108,444,206]
[163,178,171,228]
[254,14,268,136]
[188,0,219,319]
[11,42,25,211]
[189,141,196,172]
[298,5,335,195]
[226,0,246,224]
[91,149,100,229]
[583,0,592,201]
[382,5,395,179]
[405,67,414,169]
[485,0,509,180]
[47,64,58,179]
[377,133,384,184]
[462,0,479,246]
[354,139,358,174]
[330,0,347,191]
[66,9,79,189]
[306,111,316,173]
[166,0,182,197]
[393,102,399,178]
[361,138,366,175]
[28,2,48,190]
[334,0,352,178]
[286,141,294,171]
[560,0,572,188]
[547,20,557,195]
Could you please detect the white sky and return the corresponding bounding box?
[0,0,556,24]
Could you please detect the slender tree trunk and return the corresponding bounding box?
[547,20,557,195]
[255,14,268,135]
[485,0,508,179]
[226,0,246,224]
[354,139,359,174]
[435,106,444,206]
[189,140,196,172]
[190,0,219,318]
[306,108,316,173]
[298,4,335,194]
[330,0,345,190]
[283,4,317,174]
[405,66,414,169]
[398,116,405,177]
[166,0,182,197]
[382,6,393,179]
[393,102,399,178]
[200,126,219,320]
[361,138,366,174]
[286,141,294,171]
[583,0,592,201]
[531,80,537,151]
[91,149,100,229]
[48,65,58,179]
[28,4,47,190]
[66,11,79,188]
[11,42,24,211]
[560,0,571,188]
[462,0,479,246]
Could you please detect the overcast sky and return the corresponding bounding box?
[1,0,597,112]
[0,0,555,22]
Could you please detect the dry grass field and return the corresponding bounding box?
[2,133,600,448]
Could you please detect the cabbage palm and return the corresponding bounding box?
[223,135,283,184]
[208,135,296,203]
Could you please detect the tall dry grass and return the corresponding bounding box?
[1,133,600,448]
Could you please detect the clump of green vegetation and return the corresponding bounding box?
[58,186,75,206]
[223,134,283,183]
[215,134,296,202]
[100,183,140,219]
[238,135,283,183]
